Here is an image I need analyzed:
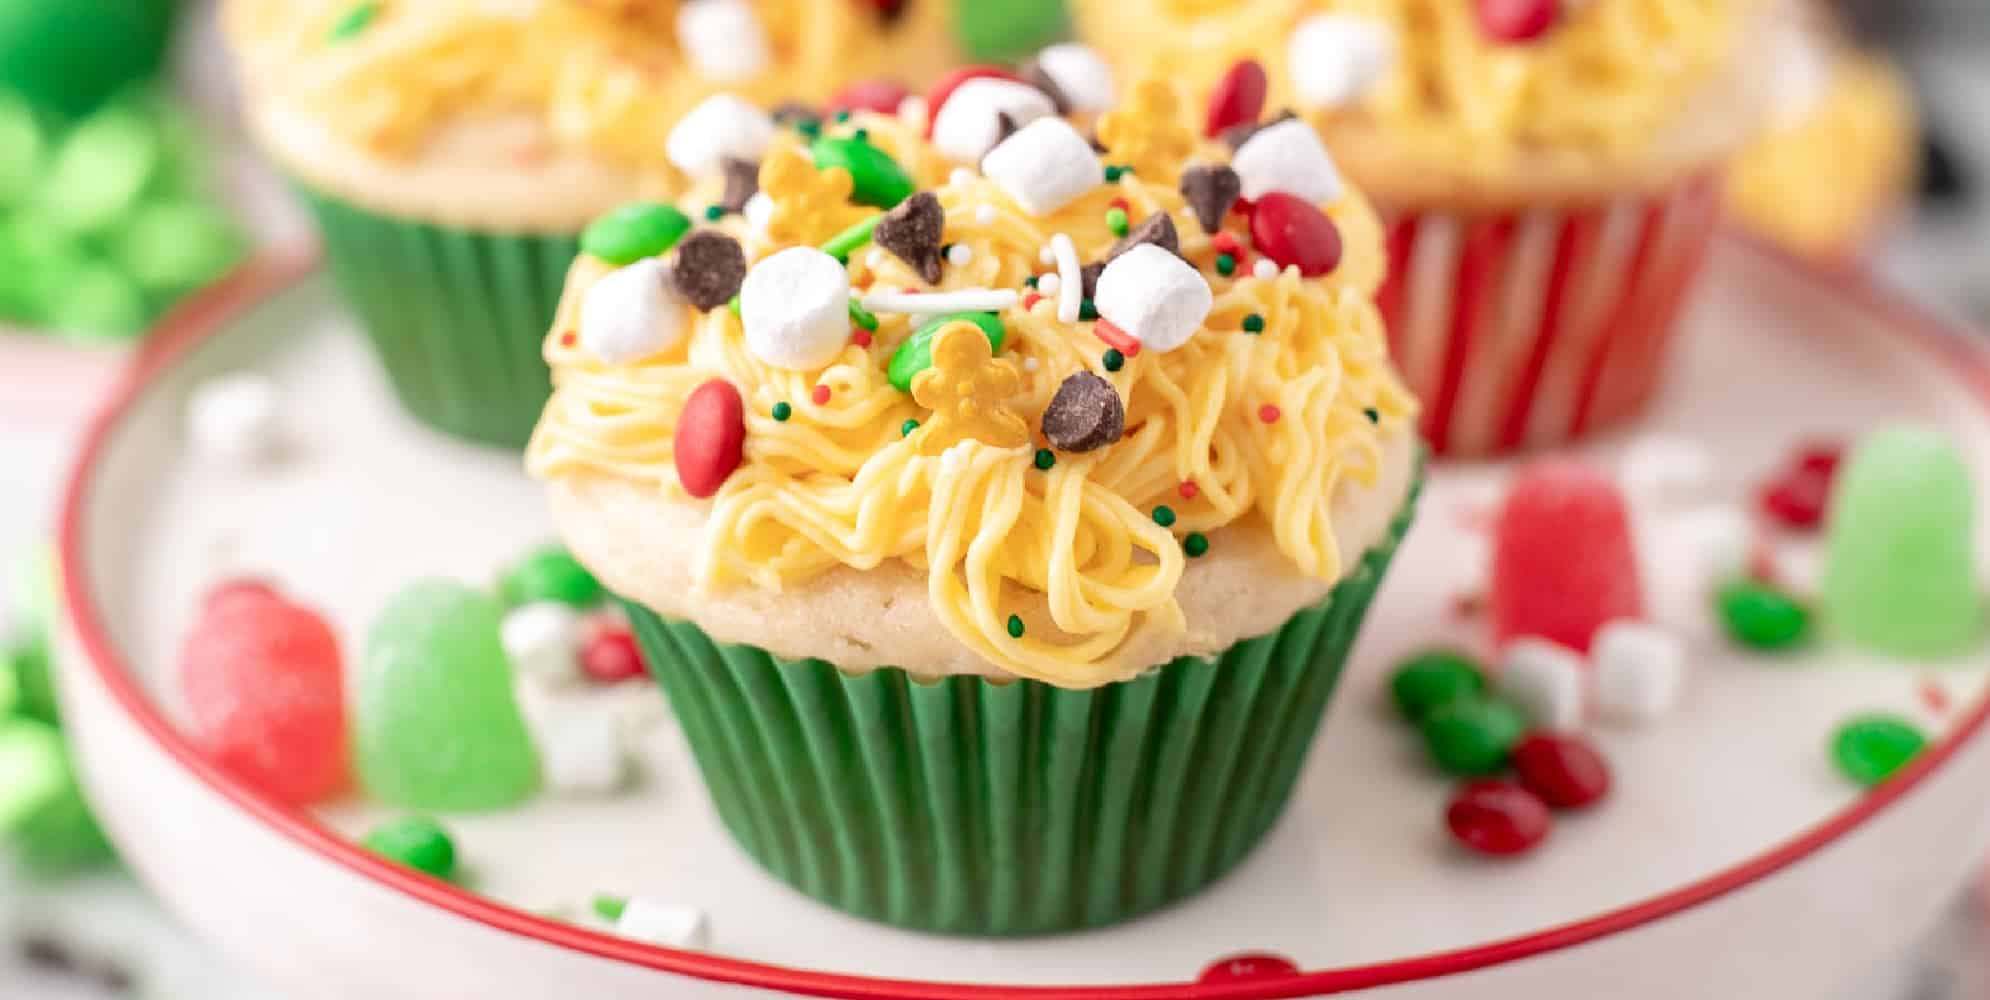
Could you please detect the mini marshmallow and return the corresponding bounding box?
[1093,243,1213,352]
[616,899,711,950]
[860,288,1019,315]
[1232,118,1344,205]
[1592,621,1685,725]
[1619,434,1715,507]
[675,0,769,82]
[1032,43,1116,113]
[580,257,687,365]
[501,602,583,687]
[739,247,850,370]
[1499,637,1587,730]
[980,117,1102,217]
[1678,503,1754,581]
[1288,15,1394,110]
[930,78,1055,164]
[186,372,281,464]
[537,707,630,795]
[666,94,775,178]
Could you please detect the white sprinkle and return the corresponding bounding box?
[616,899,711,950]
[500,602,583,687]
[1036,272,1062,296]
[186,372,281,464]
[896,95,929,132]
[1050,233,1082,324]
[946,243,974,267]
[951,167,979,188]
[1022,356,1039,372]
[974,204,998,226]
[860,288,1020,315]
[864,249,885,272]
[1038,245,1056,265]
[1252,257,1280,280]
[675,0,770,82]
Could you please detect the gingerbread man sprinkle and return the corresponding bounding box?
[1094,77,1196,183]
[759,147,871,247]
[910,321,1029,455]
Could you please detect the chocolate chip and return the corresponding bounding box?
[1180,164,1242,234]
[17,933,77,972]
[994,110,1020,147]
[670,230,748,311]
[1088,127,1109,154]
[1106,212,1180,263]
[719,157,760,214]
[1042,372,1125,453]
[873,190,945,284]
[770,101,819,126]
[1080,261,1105,300]
[1018,60,1071,114]
[1222,108,1297,151]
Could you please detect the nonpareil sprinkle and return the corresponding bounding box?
[771,401,793,422]
[1007,615,1026,638]
[1152,505,1177,527]
[1242,313,1265,334]
[1183,532,1209,558]
[1034,448,1056,470]
[1102,348,1125,372]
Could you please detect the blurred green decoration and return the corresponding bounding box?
[952,0,1068,61]
[0,0,176,116]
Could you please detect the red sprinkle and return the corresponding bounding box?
[673,378,747,499]
[559,331,577,348]
[1109,196,1130,214]
[1511,732,1611,810]
[1022,291,1043,311]
[1757,473,1830,531]
[1922,679,1952,716]
[1203,59,1269,138]
[1258,404,1281,424]
[1451,591,1487,620]
[811,384,832,406]
[1249,193,1344,277]
[1475,0,1561,43]
[1178,480,1199,500]
[850,329,873,349]
[1446,779,1553,856]
[580,626,647,684]
[1196,953,1300,984]
[1093,317,1142,357]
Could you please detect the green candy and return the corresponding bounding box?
[1421,697,1526,776]
[1390,650,1486,723]
[501,546,604,609]
[1716,580,1811,650]
[581,202,691,265]
[811,136,915,209]
[110,199,244,294]
[363,816,457,879]
[328,2,383,42]
[0,90,43,207]
[0,718,112,876]
[952,0,1069,61]
[0,2,173,116]
[887,311,1005,392]
[1831,714,1926,787]
[34,101,160,236]
[45,259,148,341]
[592,894,630,922]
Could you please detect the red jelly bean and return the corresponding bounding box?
[581,626,647,684]
[922,66,1023,138]
[1447,779,1552,856]
[828,79,910,116]
[674,378,747,499]
[1204,59,1268,138]
[178,592,348,805]
[1511,732,1611,810]
[1249,193,1343,277]
[1197,952,1301,984]
[1476,0,1561,43]
[1491,460,1644,652]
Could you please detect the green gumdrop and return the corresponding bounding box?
[501,546,603,608]
[1716,580,1811,651]
[45,259,149,342]
[1389,650,1485,723]
[110,199,244,294]
[363,816,457,878]
[0,718,113,876]
[1822,427,1983,658]
[34,101,161,236]
[0,90,43,207]
[0,1,173,116]
[1421,697,1526,777]
[1832,714,1926,787]
[581,202,691,265]
[951,0,1068,61]
[887,311,1006,392]
[356,581,539,811]
[811,135,915,209]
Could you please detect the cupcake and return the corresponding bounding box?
[222,0,959,447]
[1071,0,1772,456]
[528,77,1421,934]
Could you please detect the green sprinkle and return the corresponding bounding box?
[1079,299,1098,321]
[1102,348,1124,372]
[1242,313,1265,334]
[797,119,822,140]
[819,213,883,259]
[592,895,630,922]
[853,127,870,142]
[772,402,793,422]
[1364,407,1380,424]
[1007,615,1026,638]
[1215,253,1236,277]
[327,2,381,41]
[835,110,853,124]
[1183,532,1209,558]
[1024,275,1039,288]
[362,817,455,879]
[1103,165,1129,182]
[901,419,920,437]
[1105,207,1129,236]
[848,298,879,331]
[728,294,741,316]
[1034,448,1056,471]
[1152,505,1176,527]
[581,202,691,265]
[703,204,725,221]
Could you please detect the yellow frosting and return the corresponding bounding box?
[526,100,1416,687]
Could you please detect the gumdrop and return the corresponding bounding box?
[177,587,348,805]
[356,581,539,811]
[1822,427,1983,658]
[1491,461,1644,653]
[0,718,114,875]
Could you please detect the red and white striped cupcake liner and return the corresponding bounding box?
[1376,176,1725,457]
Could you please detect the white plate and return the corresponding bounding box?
[55,239,1990,999]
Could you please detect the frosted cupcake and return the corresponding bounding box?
[1071,0,1771,455]
[222,0,959,447]
[528,77,1420,934]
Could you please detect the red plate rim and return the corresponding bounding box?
[55,235,1990,1000]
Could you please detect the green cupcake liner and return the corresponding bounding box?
[297,184,577,448]
[623,479,1419,936]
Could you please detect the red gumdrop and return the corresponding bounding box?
[674,378,747,499]
[922,66,1023,138]
[828,79,911,116]
[1197,953,1301,984]
[1447,780,1552,856]
[1249,193,1343,277]
[177,593,347,805]
[1475,0,1561,43]
[201,577,285,615]
[1491,460,1644,653]
[1511,732,1611,810]
[1204,59,1268,138]
[581,626,648,684]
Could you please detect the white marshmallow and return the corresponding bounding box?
[1093,244,1212,352]
[1677,503,1754,582]
[675,0,770,82]
[666,94,775,178]
[1618,435,1715,507]
[580,258,687,365]
[1498,638,1587,730]
[1232,118,1344,205]
[1288,15,1395,110]
[537,707,631,795]
[501,602,582,687]
[930,78,1054,164]
[616,899,711,950]
[1032,43,1116,113]
[186,372,281,464]
[1592,621,1685,725]
[979,117,1102,217]
[740,247,851,370]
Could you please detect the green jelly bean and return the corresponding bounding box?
[811,136,915,209]
[46,259,148,341]
[887,312,1005,392]
[502,545,604,608]
[1390,650,1486,723]
[1717,580,1811,650]
[1832,714,1926,787]
[111,199,244,294]
[581,202,691,265]
[34,102,160,236]
[1421,697,1526,777]
[363,816,457,879]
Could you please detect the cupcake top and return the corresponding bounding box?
[528,71,1419,688]
[1073,0,1769,207]
[222,0,958,228]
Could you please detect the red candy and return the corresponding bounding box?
[177,588,347,805]
[1757,441,1845,531]
[581,626,647,684]
[828,79,910,116]
[1475,0,1561,43]
[1491,460,1644,653]
[1511,732,1611,809]
[922,66,1023,138]
[1197,953,1301,984]
[201,577,284,615]
[1249,193,1343,277]
[1204,59,1269,137]
[674,378,747,499]
[1446,779,1552,856]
